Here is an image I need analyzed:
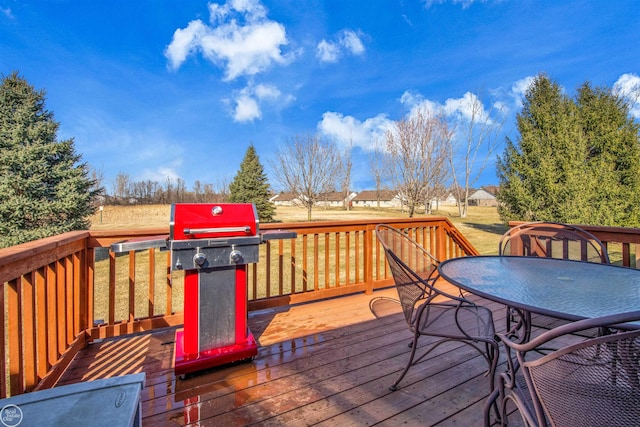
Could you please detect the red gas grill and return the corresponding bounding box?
[112,203,295,376]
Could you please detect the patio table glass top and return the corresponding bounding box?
[438,255,640,322]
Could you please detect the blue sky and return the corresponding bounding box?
[1,0,639,193]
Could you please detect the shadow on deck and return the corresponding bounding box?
[58,289,508,426]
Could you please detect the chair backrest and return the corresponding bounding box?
[375,224,442,326]
[498,221,610,264]
[500,310,640,427]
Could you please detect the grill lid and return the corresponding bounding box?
[170,203,259,240]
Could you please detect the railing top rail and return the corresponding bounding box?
[0,230,90,284]
[507,221,640,244]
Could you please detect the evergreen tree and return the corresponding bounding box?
[0,72,101,248]
[228,144,275,222]
[576,82,640,225]
[497,74,640,226]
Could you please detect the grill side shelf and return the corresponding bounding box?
[110,236,169,253]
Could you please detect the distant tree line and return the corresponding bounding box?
[105,172,229,205]
[106,145,277,223]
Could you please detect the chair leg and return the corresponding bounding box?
[390,332,420,391]
[486,340,501,424]
[483,388,500,427]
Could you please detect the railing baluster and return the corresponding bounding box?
[56,260,66,356]
[7,278,22,396]
[314,234,319,291]
[278,239,284,296]
[148,248,155,316]
[290,238,296,294]
[302,234,308,292]
[622,242,631,267]
[108,251,116,325]
[46,263,57,369]
[35,267,47,383]
[22,272,36,392]
[65,256,74,346]
[165,253,172,315]
[335,232,340,287]
[129,250,136,323]
[265,241,271,298]
[0,278,5,398]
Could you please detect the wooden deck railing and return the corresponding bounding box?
[508,222,640,267]
[2,217,640,399]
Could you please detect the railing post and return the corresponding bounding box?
[435,221,447,261]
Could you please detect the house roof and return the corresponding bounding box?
[318,191,348,201]
[482,185,499,196]
[468,189,496,200]
[352,190,397,201]
[271,192,298,202]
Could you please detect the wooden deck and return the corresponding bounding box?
[57,289,509,426]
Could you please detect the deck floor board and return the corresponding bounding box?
[58,288,519,426]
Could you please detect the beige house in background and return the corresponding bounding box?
[270,192,300,206]
[351,190,403,208]
[468,189,498,207]
[270,191,356,207]
[316,191,357,208]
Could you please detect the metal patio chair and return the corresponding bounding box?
[498,222,611,339]
[487,310,640,427]
[375,224,499,392]
[498,221,610,263]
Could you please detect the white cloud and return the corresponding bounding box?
[316,29,365,63]
[424,0,489,9]
[400,77,535,125]
[341,30,365,55]
[614,73,640,119]
[443,92,490,122]
[208,0,267,22]
[400,90,443,118]
[138,167,182,184]
[165,0,290,81]
[511,75,535,106]
[231,83,293,122]
[317,111,393,151]
[1,7,14,19]
[254,83,280,99]
[316,39,340,63]
[400,89,500,127]
[233,94,261,122]
[165,20,208,70]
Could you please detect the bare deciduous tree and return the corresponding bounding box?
[368,139,389,210]
[446,92,505,218]
[272,134,342,221]
[385,109,450,218]
[112,172,131,202]
[341,143,353,211]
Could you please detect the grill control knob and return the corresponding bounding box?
[193,252,207,268]
[230,249,243,264]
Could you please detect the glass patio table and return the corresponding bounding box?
[438,255,640,323]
